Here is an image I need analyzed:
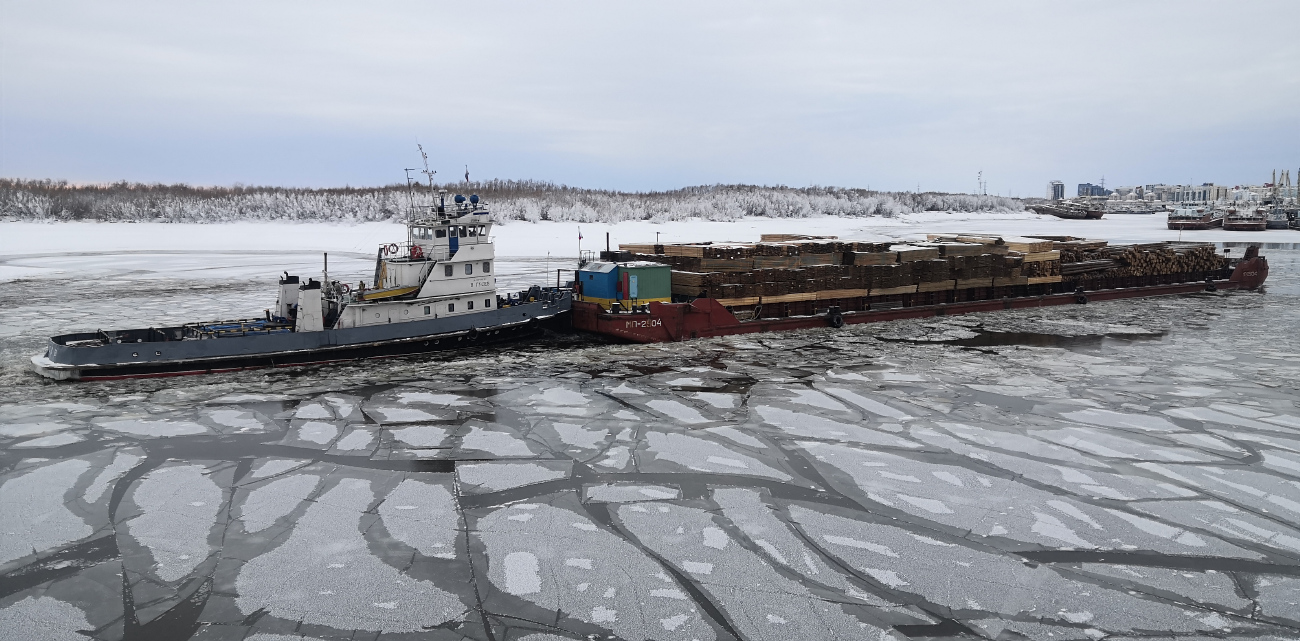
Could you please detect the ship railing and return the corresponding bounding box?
[379,242,451,262]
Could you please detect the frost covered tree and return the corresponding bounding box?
[0,178,1025,224]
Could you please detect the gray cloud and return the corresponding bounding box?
[3,1,1297,193]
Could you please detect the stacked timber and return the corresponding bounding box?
[623,235,1222,306]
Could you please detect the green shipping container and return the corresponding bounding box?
[617,261,672,303]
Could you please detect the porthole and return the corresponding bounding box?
[484,298,491,308]
[403,309,409,316]
[444,265,453,277]
[424,306,431,315]
[375,312,381,318]
[464,263,473,275]
[468,300,474,310]
[155,351,161,356]
[132,352,139,357]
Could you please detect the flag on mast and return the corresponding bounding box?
[578,227,583,240]
[464,165,470,184]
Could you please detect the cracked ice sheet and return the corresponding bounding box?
[920,421,1110,468]
[643,431,793,480]
[237,473,320,534]
[94,418,208,438]
[0,596,93,641]
[1133,500,1300,559]
[1072,564,1250,611]
[915,428,1197,501]
[475,499,715,640]
[458,423,538,457]
[204,408,274,434]
[82,448,143,504]
[0,459,93,565]
[377,477,460,559]
[1029,426,1225,463]
[235,476,466,632]
[800,441,1257,556]
[787,504,1254,635]
[617,501,890,640]
[712,488,916,613]
[457,461,570,493]
[1255,575,1300,625]
[584,483,681,503]
[123,463,224,582]
[752,405,919,449]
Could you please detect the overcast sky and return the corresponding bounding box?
[3,1,1297,195]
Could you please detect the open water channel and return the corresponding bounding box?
[1,248,1299,640]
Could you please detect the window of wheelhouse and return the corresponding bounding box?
[435,228,447,238]
[467,226,477,237]
[458,226,468,238]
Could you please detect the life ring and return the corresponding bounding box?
[387,243,399,255]
[340,283,351,293]
[410,245,424,260]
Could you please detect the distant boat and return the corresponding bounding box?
[1167,206,1224,230]
[1223,207,1268,232]
[1028,198,1104,220]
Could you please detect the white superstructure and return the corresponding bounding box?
[279,192,510,331]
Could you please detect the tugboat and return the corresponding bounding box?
[31,189,571,380]
[1167,206,1225,230]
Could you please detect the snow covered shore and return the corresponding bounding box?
[4,210,1296,262]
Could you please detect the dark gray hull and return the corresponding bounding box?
[32,293,571,380]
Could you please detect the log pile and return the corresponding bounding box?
[622,235,1222,305]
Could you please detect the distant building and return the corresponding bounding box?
[1047,181,1064,201]
[1077,183,1113,197]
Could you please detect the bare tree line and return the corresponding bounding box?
[0,178,1025,224]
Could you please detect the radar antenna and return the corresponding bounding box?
[417,143,437,196]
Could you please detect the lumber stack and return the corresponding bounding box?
[622,235,1223,306]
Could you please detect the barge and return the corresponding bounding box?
[32,192,571,380]
[572,235,1268,344]
[1028,199,1105,220]
[1223,207,1269,231]
[1166,206,1224,230]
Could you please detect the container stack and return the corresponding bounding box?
[619,234,1223,306]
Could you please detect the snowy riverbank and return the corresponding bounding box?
[2,212,1296,283]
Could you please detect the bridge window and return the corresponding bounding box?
[459,226,468,238]
[479,225,486,236]
[482,261,491,273]
[468,300,475,310]
[444,265,453,277]
[464,263,473,275]
[467,226,477,237]
[435,228,447,238]
[448,303,454,312]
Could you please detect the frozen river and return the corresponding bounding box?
[2,222,1300,640]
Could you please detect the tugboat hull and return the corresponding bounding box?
[33,294,570,381]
